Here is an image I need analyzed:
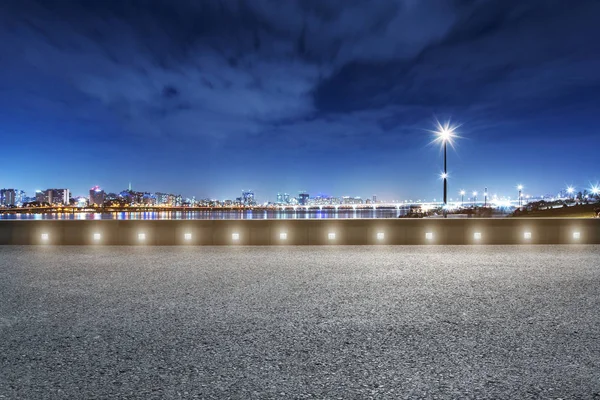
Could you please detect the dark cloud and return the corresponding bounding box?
[0,0,599,153]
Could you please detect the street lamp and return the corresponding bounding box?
[472,191,478,207]
[517,185,523,207]
[460,190,465,207]
[431,120,460,216]
[566,186,575,200]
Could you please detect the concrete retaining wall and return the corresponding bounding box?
[0,219,599,245]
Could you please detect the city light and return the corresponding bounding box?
[590,185,599,195]
[566,186,575,196]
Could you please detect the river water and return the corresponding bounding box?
[0,209,406,220]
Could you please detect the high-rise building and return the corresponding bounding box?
[372,195,377,203]
[36,189,70,205]
[242,190,255,206]
[276,193,283,204]
[89,186,105,206]
[49,189,70,205]
[298,192,309,205]
[36,190,47,203]
[15,190,26,206]
[0,189,16,206]
[283,193,290,204]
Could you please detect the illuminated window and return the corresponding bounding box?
[93,233,101,240]
[376,232,384,240]
[232,233,240,240]
[328,232,336,240]
[474,232,482,240]
[184,233,192,240]
[138,233,146,241]
[279,232,287,240]
[41,233,49,241]
[524,232,532,240]
[573,232,581,240]
[425,232,433,240]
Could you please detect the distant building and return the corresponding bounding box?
[373,195,377,203]
[283,193,290,204]
[36,189,70,205]
[36,190,47,203]
[298,192,309,205]
[276,193,283,204]
[342,196,363,205]
[15,190,26,206]
[89,186,105,206]
[0,189,16,206]
[242,190,255,206]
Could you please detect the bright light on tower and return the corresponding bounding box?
[473,191,478,197]
[591,185,600,195]
[430,119,461,148]
[429,119,462,214]
[440,172,448,179]
[517,185,523,191]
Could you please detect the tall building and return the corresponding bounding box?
[372,195,377,203]
[242,190,255,206]
[49,189,70,205]
[276,193,283,204]
[89,186,105,206]
[15,190,26,206]
[36,189,70,205]
[298,192,309,205]
[0,189,16,206]
[36,190,47,203]
[283,193,290,203]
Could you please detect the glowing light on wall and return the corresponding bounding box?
[93,233,101,240]
[41,233,49,241]
[524,232,532,240]
[376,232,384,240]
[474,232,482,240]
[138,233,146,241]
[328,232,336,240]
[279,232,287,240]
[573,232,581,240]
[425,232,433,240]
[232,233,240,240]
[184,233,192,240]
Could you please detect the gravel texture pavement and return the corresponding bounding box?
[1,245,599,399]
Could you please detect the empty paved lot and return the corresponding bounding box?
[1,245,599,399]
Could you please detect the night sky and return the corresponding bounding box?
[1,0,599,202]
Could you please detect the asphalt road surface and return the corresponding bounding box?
[1,245,599,399]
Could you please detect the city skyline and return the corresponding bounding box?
[1,1,599,200]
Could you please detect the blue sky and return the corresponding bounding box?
[1,0,599,201]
